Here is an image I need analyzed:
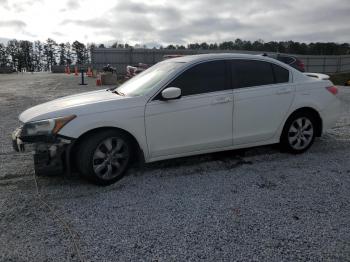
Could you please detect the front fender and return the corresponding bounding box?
[58,109,149,160]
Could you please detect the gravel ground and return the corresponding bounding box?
[1,73,350,262]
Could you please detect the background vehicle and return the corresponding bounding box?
[12,54,341,185]
[125,63,150,79]
[262,53,306,72]
[125,55,184,79]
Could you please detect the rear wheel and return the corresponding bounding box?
[281,112,317,154]
[76,130,133,185]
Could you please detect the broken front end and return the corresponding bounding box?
[11,115,76,176]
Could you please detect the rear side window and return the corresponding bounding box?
[165,60,228,96]
[232,60,289,88]
[234,60,275,88]
[272,64,289,83]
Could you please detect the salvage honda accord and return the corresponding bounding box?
[12,54,341,185]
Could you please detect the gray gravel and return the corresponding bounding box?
[1,73,350,261]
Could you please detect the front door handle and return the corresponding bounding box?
[212,97,233,105]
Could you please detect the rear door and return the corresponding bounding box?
[231,59,295,145]
[145,60,234,159]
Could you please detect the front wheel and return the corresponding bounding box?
[280,112,317,154]
[76,130,133,185]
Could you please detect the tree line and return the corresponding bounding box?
[164,40,350,56]
[0,38,93,72]
[104,39,350,56]
[1,38,349,71]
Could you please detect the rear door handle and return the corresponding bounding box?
[276,88,292,95]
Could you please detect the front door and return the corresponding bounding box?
[145,60,234,159]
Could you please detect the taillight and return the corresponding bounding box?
[326,86,338,95]
[297,60,305,71]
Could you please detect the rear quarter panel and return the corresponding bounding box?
[289,79,341,132]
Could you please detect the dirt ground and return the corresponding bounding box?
[1,72,350,261]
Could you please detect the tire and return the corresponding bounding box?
[280,111,317,154]
[76,130,134,186]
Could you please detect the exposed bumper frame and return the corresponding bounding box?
[12,126,75,176]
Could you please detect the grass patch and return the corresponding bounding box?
[330,72,350,86]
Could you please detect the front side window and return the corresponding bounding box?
[165,60,228,97]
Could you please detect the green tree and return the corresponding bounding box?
[166,44,176,49]
[234,38,244,50]
[200,42,209,49]
[6,39,20,70]
[33,41,44,71]
[0,43,9,66]
[58,43,66,65]
[219,41,234,50]
[43,38,58,70]
[18,40,34,71]
[72,40,87,64]
[209,43,218,50]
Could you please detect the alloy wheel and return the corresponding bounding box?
[92,137,129,179]
[287,117,314,150]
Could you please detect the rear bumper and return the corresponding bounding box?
[321,97,342,132]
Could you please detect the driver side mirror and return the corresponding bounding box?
[161,87,181,100]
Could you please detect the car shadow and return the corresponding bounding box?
[133,144,281,177]
[34,144,279,191]
[34,132,348,195]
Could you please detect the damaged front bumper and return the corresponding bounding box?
[12,125,74,176]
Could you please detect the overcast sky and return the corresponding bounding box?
[0,0,349,46]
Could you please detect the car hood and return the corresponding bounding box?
[19,89,140,123]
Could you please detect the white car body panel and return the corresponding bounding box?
[232,82,295,145]
[303,72,330,80]
[145,90,233,158]
[19,90,132,122]
[18,53,342,163]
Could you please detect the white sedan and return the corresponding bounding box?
[12,54,341,185]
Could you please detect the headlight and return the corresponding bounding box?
[22,115,76,136]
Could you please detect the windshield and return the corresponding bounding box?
[115,62,183,97]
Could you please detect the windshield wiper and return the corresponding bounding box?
[112,90,125,96]
[106,87,125,96]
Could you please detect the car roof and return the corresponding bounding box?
[163,53,310,83]
[168,53,280,64]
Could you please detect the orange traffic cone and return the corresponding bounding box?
[87,67,92,77]
[74,66,78,76]
[96,73,102,86]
